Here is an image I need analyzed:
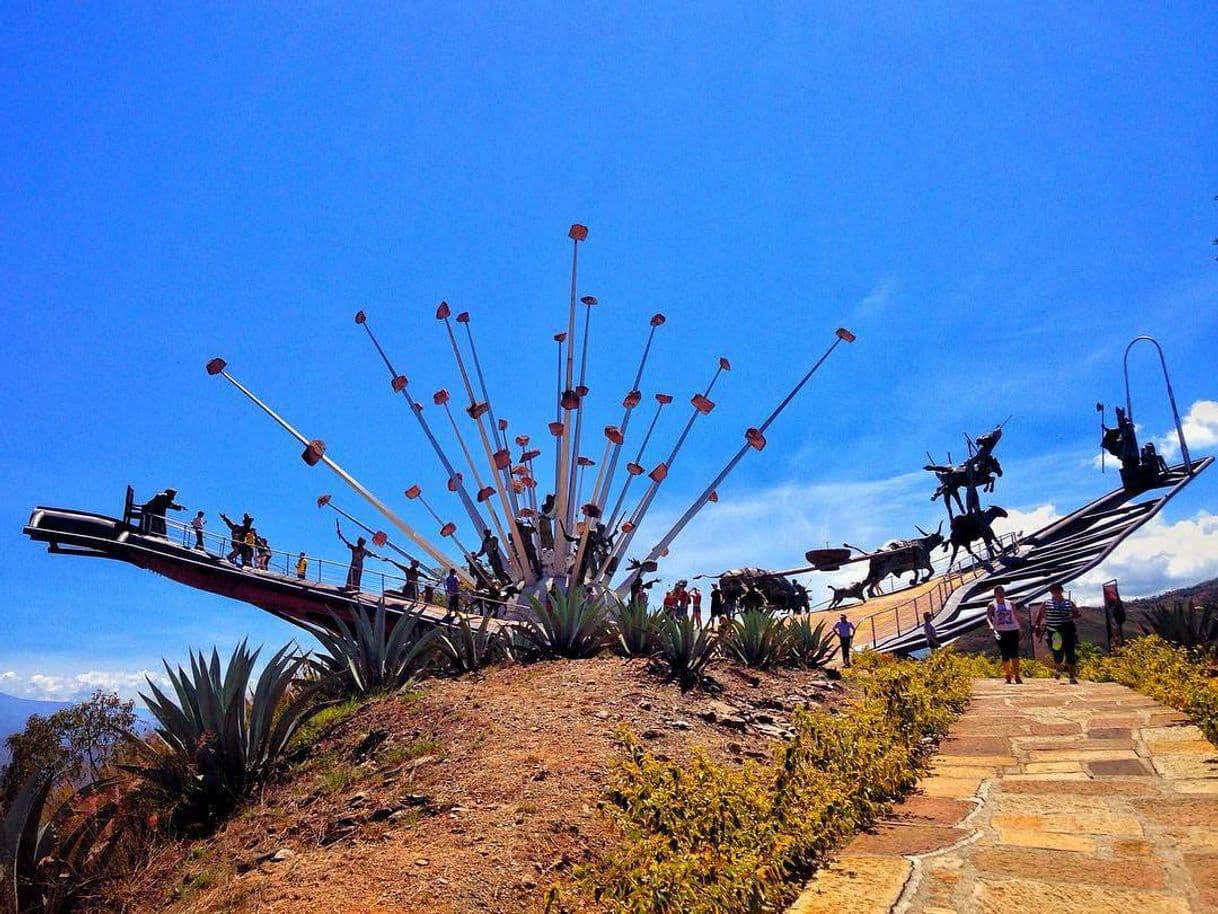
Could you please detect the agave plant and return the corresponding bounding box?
[611,598,665,657]
[655,616,719,688]
[1,768,125,914]
[1140,602,1218,651]
[428,613,510,674]
[307,603,436,695]
[725,610,791,670]
[516,587,609,659]
[125,640,322,829]
[784,616,836,668]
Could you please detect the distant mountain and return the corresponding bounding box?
[0,692,74,767]
[1128,577,1218,609]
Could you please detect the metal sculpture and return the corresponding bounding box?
[943,505,1009,567]
[924,423,1006,518]
[203,225,854,609]
[849,522,944,596]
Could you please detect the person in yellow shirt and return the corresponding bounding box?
[295,552,308,580]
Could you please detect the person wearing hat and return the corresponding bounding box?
[140,487,184,537]
[1034,582,1081,683]
[834,613,856,667]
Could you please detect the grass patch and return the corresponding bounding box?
[564,650,974,913]
[317,763,360,795]
[1082,634,1218,744]
[380,736,442,768]
[290,697,363,750]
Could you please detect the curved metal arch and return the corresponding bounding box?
[1123,335,1192,473]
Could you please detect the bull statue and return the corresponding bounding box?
[943,506,1008,567]
[715,567,800,611]
[846,522,944,597]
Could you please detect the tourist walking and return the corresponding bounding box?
[336,521,377,591]
[834,613,856,667]
[295,551,309,580]
[190,511,206,549]
[689,586,703,626]
[1034,582,1081,683]
[922,611,942,651]
[986,585,1023,684]
[443,568,461,619]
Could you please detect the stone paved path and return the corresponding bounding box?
[788,678,1218,914]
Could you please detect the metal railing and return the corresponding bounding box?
[141,515,527,613]
[847,531,1020,651]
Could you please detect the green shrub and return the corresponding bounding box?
[1081,635,1218,744]
[1139,602,1218,650]
[306,604,435,696]
[654,616,719,689]
[428,613,511,674]
[724,610,790,670]
[611,599,665,658]
[517,587,608,659]
[1,769,123,914]
[783,617,836,669]
[126,641,324,830]
[572,651,973,912]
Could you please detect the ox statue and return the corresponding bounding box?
[943,505,1008,567]
[715,567,800,611]
[846,522,944,597]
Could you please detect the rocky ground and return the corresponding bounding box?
[96,656,842,914]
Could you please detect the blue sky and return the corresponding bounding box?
[2,4,1215,699]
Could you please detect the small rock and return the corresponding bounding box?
[594,710,610,720]
[669,719,692,731]
[407,755,438,770]
[699,709,718,724]
[521,876,538,889]
[270,848,296,863]
[639,700,653,710]
[532,768,548,782]
[401,793,431,806]
[416,858,430,867]
[347,792,368,808]
[369,807,394,822]
[641,728,663,740]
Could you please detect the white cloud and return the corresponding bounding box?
[850,281,896,322]
[1157,399,1218,460]
[3,669,165,702]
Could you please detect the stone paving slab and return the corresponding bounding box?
[786,679,1218,914]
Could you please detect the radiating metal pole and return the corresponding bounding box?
[555,224,587,562]
[206,359,470,584]
[565,296,597,526]
[615,329,855,597]
[600,359,730,581]
[354,313,491,537]
[592,314,664,517]
[317,495,437,578]
[604,394,669,534]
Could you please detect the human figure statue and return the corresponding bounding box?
[140,488,184,537]
[792,582,810,614]
[219,512,253,566]
[474,528,507,582]
[515,517,541,575]
[336,520,379,591]
[538,494,556,551]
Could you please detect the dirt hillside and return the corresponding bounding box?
[97,656,841,914]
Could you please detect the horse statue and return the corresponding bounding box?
[943,505,1008,567]
[925,425,1005,517]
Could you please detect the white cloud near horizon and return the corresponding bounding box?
[2,669,167,702]
[1157,399,1218,460]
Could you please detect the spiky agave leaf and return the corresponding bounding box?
[785,616,836,668]
[305,603,435,695]
[1,769,123,914]
[1140,602,1218,651]
[125,640,324,829]
[655,616,719,688]
[610,598,664,657]
[516,587,608,659]
[429,613,510,674]
[725,610,791,670]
